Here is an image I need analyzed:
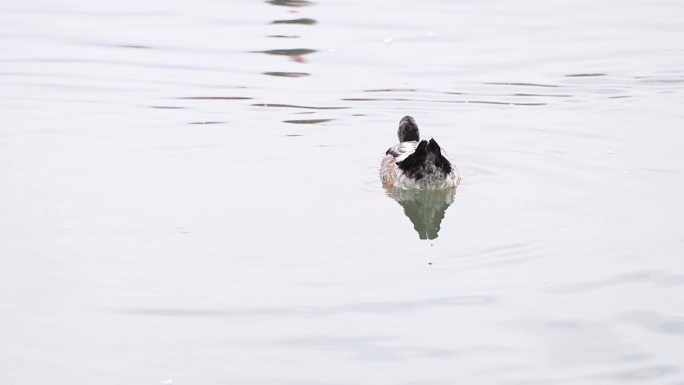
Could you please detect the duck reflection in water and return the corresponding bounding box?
[381,116,460,240]
[385,187,455,240]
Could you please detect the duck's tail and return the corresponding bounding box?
[397,139,452,180]
[426,138,452,175]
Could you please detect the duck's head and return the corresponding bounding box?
[398,115,420,142]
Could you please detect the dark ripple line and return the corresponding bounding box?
[180,96,253,100]
[263,71,310,78]
[484,82,559,88]
[271,18,317,25]
[565,73,607,77]
[150,106,185,109]
[342,97,410,101]
[267,0,313,7]
[252,48,317,56]
[364,88,416,92]
[116,44,151,49]
[445,91,571,98]
[448,100,549,106]
[341,97,546,106]
[253,103,348,110]
[511,92,568,98]
[284,119,334,124]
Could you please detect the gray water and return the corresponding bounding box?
[2,0,684,384]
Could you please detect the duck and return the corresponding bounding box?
[381,116,460,189]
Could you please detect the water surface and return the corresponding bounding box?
[2,0,684,384]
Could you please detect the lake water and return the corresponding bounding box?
[2,0,684,384]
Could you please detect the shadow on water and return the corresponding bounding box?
[385,187,455,240]
[179,96,252,100]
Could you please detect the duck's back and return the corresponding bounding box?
[381,139,459,189]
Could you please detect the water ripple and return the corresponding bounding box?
[565,73,608,77]
[484,82,559,88]
[188,121,224,125]
[266,34,300,38]
[622,312,684,336]
[267,0,313,7]
[271,18,317,25]
[253,48,317,56]
[263,71,310,78]
[179,96,253,100]
[253,103,348,110]
[277,335,459,361]
[341,97,546,106]
[549,271,684,294]
[110,295,494,318]
[284,119,334,124]
[364,88,417,92]
[596,365,679,381]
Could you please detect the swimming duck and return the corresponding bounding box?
[381,116,460,189]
